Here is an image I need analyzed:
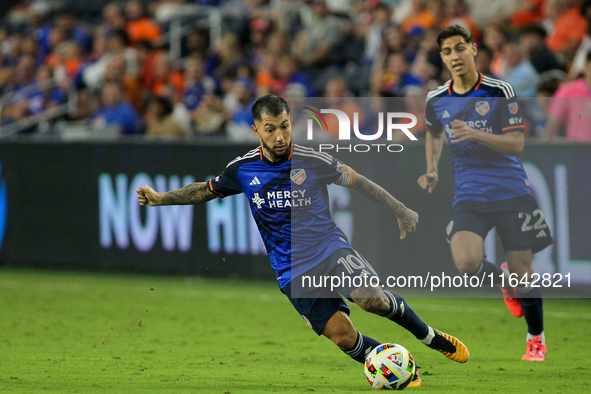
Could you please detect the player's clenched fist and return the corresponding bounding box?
[417,171,438,194]
[136,185,162,206]
[397,207,418,240]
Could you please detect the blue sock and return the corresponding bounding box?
[343,331,381,363]
[517,285,544,335]
[382,291,429,340]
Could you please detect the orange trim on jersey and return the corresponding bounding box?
[259,148,263,160]
[288,144,293,161]
[208,179,225,198]
[448,72,483,95]
[474,72,483,91]
[502,125,525,132]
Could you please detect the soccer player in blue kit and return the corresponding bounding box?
[137,94,469,386]
[417,25,553,361]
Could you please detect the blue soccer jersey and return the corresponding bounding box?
[207,144,352,288]
[425,72,531,205]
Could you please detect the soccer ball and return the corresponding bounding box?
[364,343,416,390]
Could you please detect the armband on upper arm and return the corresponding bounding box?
[335,164,358,187]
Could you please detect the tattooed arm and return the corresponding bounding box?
[136,182,218,206]
[335,165,418,239]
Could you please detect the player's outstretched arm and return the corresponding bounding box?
[337,166,418,239]
[136,182,217,206]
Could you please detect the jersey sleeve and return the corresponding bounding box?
[315,153,346,185]
[206,161,243,198]
[425,97,443,135]
[500,92,525,134]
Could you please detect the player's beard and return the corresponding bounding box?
[261,139,290,162]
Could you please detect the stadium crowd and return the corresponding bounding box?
[0,0,590,140]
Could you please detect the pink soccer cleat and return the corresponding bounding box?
[522,336,547,361]
[500,262,523,318]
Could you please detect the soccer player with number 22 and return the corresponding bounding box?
[418,25,553,361]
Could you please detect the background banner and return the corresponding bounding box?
[0,139,589,295]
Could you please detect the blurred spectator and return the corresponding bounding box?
[265,31,289,59]
[322,76,363,139]
[99,2,127,38]
[257,54,314,97]
[182,29,209,59]
[14,54,38,91]
[475,45,496,77]
[520,24,565,75]
[411,48,442,88]
[150,51,185,102]
[465,0,521,29]
[509,0,546,29]
[206,32,245,82]
[371,51,423,97]
[401,0,437,36]
[125,0,162,46]
[246,17,273,68]
[27,1,54,61]
[440,0,481,42]
[500,41,539,97]
[48,40,84,86]
[53,11,93,55]
[380,25,408,58]
[545,0,588,63]
[27,65,67,116]
[193,94,226,136]
[482,21,507,77]
[144,95,191,137]
[90,81,141,135]
[158,82,193,134]
[293,0,345,68]
[224,77,256,141]
[136,39,158,91]
[3,56,65,127]
[103,54,143,112]
[183,56,217,113]
[20,35,42,66]
[274,54,314,97]
[569,0,591,78]
[358,1,392,66]
[544,52,591,142]
[83,29,137,92]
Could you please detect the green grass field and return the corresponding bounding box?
[1,269,590,393]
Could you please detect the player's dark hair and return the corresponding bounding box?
[437,25,473,49]
[251,94,290,122]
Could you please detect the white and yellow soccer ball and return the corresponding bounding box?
[364,343,416,390]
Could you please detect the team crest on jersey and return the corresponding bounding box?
[475,101,490,116]
[508,102,519,114]
[291,169,306,185]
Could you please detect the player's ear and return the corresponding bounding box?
[251,125,260,137]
